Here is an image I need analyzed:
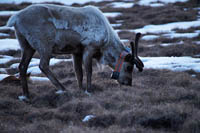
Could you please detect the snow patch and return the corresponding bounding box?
[0,11,18,16]
[109,2,134,8]
[18,95,28,101]
[142,35,159,40]
[162,33,199,39]
[0,0,113,5]
[142,56,200,72]
[55,90,66,94]
[193,41,200,45]
[82,115,95,122]
[27,66,41,75]
[0,68,7,73]
[27,58,72,75]
[30,76,49,82]
[139,0,188,6]
[111,23,122,27]
[0,33,10,37]
[121,39,129,43]
[85,90,92,96]
[0,26,15,31]
[0,55,15,65]
[0,39,20,51]
[0,74,9,81]
[146,44,155,47]
[160,43,174,47]
[103,12,121,18]
[149,3,165,7]
[191,74,196,78]
[160,41,183,47]
[0,58,13,65]
[10,63,20,69]
[195,30,200,33]
[133,20,200,34]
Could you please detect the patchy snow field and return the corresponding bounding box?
[0,0,113,5]
[142,57,200,72]
[0,39,20,51]
[139,0,188,6]
[133,20,200,34]
[0,0,189,5]
[1,53,200,80]
[0,0,199,83]
[0,0,199,86]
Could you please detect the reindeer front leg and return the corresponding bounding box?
[73,53,83,90]
[83,49,93,94]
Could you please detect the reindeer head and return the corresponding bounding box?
[111,33,144,86]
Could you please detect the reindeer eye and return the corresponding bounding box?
[127,66,133,72]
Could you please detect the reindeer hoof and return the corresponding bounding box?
[55,90,66,95]
[85,90,91,96]
[18,95,29,101]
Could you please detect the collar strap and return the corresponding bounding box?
[111,51,128,79]
[114,51,128,72]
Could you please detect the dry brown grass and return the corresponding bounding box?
[102,4,197,30]
[1,61,200,132]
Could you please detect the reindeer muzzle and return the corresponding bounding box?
[111,71,120,79]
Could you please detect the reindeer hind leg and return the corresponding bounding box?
[38,51,67,94]
[16,31,35,100]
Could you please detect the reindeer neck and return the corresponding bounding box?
[102,40,127,70]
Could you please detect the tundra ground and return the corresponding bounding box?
[0,0,200,132]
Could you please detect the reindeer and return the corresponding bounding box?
[6,4,144,100]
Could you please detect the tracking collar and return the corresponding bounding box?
[111,51,128,79]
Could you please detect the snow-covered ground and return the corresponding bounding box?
[0,55,72,74]
[1,54,200,81]
[0,10,121,18]
[0,55,16,65]
[109,2,134,8]
[133,20,200,34]
[0,11,18,16]
[0,0,189,6]
[0,0,112,5]
[103,12,121,18]
[0,33,10,37]
[162,32,199,39]
[142,35,159,41]
[26,58,72,75]
[142,32,199,40]
[1,56,200,82]
[160,41,184,47]
[0,73,10,81]
[139,0,188,7]
[116,19,200,41]
[142,57,200,73]
[0,39,20,51]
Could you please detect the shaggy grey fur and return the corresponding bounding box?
[7,4,140,99]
